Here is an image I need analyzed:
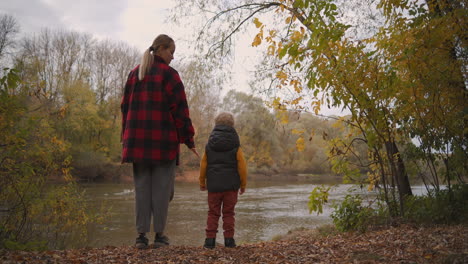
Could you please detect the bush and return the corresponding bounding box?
[404,184,468,225]
[0,68,107,250]
[330,184,468,233]
[331,194,380,232]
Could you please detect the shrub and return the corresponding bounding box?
[0,68,107,250]
[404,184,468,225]
[329,184,468,233]
[331,194,378,232]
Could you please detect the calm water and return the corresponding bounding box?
[81,176,376,248]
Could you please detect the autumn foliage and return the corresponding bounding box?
[172,0,467,218]
[0,0,466,252]
[1,224,467,263]
[0,68,107,250]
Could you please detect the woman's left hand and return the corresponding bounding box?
[190,148,200,158]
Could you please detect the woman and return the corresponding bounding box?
[121,34,199,249]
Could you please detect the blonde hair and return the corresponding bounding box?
[138,34,174,81]
[215,112,235,127]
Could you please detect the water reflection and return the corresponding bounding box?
[82,177,371,248]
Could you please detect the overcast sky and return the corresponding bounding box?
[0,0,183,50]
[7,0,265,93]
[0,0,346,116]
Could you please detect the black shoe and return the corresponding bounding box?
[135,234,148,249]
[204,238,216,249]
[224,237,236,248]
[154,233,170,248]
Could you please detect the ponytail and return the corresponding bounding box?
[138,34,174,81]
[138,48,153,81]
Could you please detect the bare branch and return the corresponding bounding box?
[0,14,19,62]
[198,2,282,55]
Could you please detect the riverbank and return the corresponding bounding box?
[173,169,344,184]
[2,224,466,263]
[68,162,338,184]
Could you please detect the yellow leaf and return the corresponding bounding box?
[290,96,303,105]
[253,17,263,28]
[269,30,277,37]
[252,34,262,47]
[332,119,345,129]
[280,4,285,12]
[281,114,289,124]
[311,100,321,115]
[275,110,289,124]
[292,129,304,135]
[296,137,305,152]
[276,70,287,80]
[267,45,276,55]
[272,97,281,107]
[294,86,302,93]
[291,30,303,41]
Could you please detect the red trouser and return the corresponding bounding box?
[206,190,238,238]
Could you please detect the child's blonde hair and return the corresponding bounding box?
[215,112,235,127]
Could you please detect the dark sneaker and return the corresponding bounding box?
[135,234,148,249]
[224,237,236,248]
[204,238,216,249]
[154,233,170,248]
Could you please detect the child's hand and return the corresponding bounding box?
[239,188,245,195]
[200,186,206,191]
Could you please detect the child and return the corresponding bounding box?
[199,112,247,249]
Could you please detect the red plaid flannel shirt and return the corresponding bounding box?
[121,55,195,164]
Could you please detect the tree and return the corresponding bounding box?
[91,40,139,104]
[170,56,225,167]
[378,0,467,192]
[223,90,279,173]
[0,14,19,65]
[0,68,104,250]
[12,28,141,175]
[15,29,94,104]
[172,0,467,215]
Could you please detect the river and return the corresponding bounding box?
[81,176,436,248]
[82,175,381,248]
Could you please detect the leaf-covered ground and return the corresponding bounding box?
[1,224,467,263]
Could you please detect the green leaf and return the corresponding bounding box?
[279,46,288,59]
[288,45,299,57]
[313,89,319,97]
[293,0,304,8]
[308,185,331,215]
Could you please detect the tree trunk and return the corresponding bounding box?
[385,141,413,197]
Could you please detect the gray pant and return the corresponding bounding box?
[133,160,176,234]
